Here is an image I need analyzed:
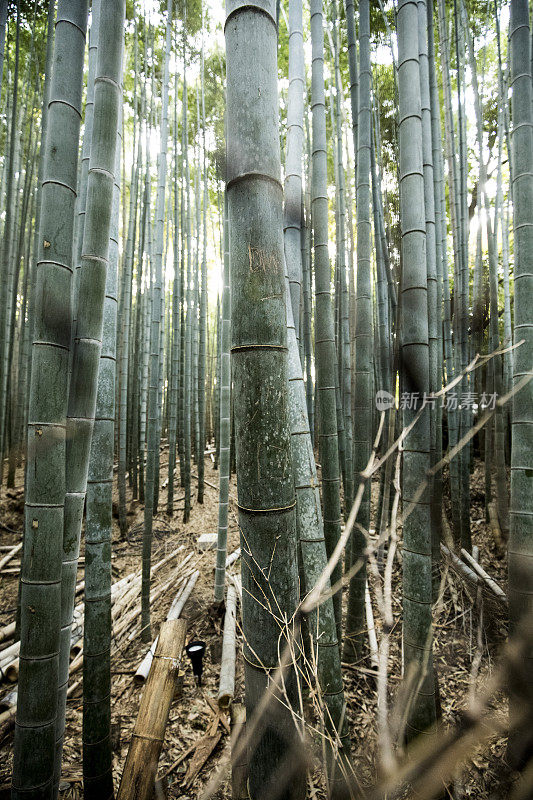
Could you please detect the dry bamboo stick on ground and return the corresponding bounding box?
[460,548,507,603]
[0,688,17,712]
[0,704,16,739]
[218,583,238,708]
[0,542,22,572]
[441,544,479,588]
[0,622,16,646]
[225,548,240,569]
[122,566,192,645]
[133,576,190,683]
[117,619,187,800]
[134,570,199,683]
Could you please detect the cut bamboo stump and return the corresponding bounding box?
[117,619,187,800]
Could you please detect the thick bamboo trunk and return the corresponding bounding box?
[226,1,306,795]
[397,0,437,739]
[508,0,533,768]
[12,4,89,796]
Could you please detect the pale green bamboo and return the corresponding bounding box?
[167,72,180,515]
[142,0,172,641]
[198,36,208,504]
[345,0,372,663]
[214,192,230,603]
[310,0,342,641]
[0,1,20,475]
[83,108,122,800]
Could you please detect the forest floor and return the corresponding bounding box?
[0,447,518,799]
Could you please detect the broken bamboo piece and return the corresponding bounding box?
[117,619,187,800]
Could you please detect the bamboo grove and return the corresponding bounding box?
[0,0,531,798]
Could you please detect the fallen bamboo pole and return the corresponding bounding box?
[0,542,22,572]
[460,548,507,603]
[218,583,237,708]
[134,571,199,684]
[225,548,240,569]
[123,566,193,645]
[0,621,15,646]
[441,544,479,588]
[117,619,187,800]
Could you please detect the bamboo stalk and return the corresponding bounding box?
[117,619,187,800]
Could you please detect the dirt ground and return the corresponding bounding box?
[0,446,518,798]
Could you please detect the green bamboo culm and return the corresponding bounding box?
[142,0,172,643]
[214,192,230,603]
[0,1,7,106]
[283,0,304,343]
[56,0,124,784]
[0,0,20,476]
[331,0,353,520]
[225,0,306,796]
[11,4,88,798]
[417,0,440,592]
[12,0,55,641]
[283,1,352,791]
[167,68,180,516]
[310,0,343,643]
[182,40,192,524]
[508,0,533,769]
[83,110,122,800]
[397,0,437,740]
[344,0,372,664]
[197,36,208,505]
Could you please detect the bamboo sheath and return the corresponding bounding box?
[117,619,187,800]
